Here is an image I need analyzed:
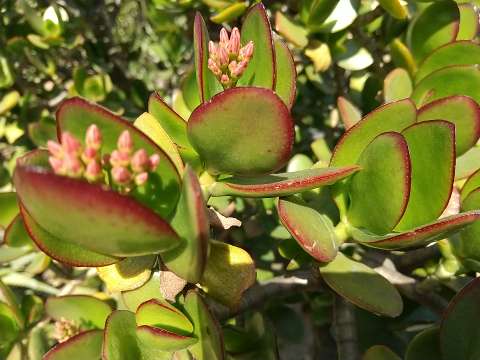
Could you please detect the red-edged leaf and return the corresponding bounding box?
[14,150,181,258]
[43,330,103,360]
[136,299,193,336]
[102,310,140,360]
[337,96,361,130]
[136,325,197,353]
[274,39,296,109]
[187,87,294,175]
[210,166,360,198]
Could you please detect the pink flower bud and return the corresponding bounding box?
[218,46,229,67]
[64,155,84,178]
[49,156,65,174]
[228,60,238,74]
[82,147,98,163]
[47,140,63,158]
[131,149,149,173]
[117,130,133,154]
[220,28,229,45]
[221,74,230,85]
[85,161,102,182]
[110,150,130,168]
[61,132,81,155]
[208,59,222,76]
[149,154,160,171]
[134,172,149,186]
[232,60,248,77]
[86,124,102,150]
[228,27,240,55]
[239,41,254,61]
[111,166,132,185]
[208,41,217,58]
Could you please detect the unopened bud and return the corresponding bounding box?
[49,156,65,175]
[85,161,102,182]
[229,27,240,55]
[149,154,160,171]
[219,28,229,45]
[131,149,149,173]
[110,150,130,168]
[208,41,217,58]
[82,147,98,163]
[218,47,229,67]
[134,172,149,186]
[239,41,254,61]
[208,59,222,76]
[111,166,132,185]
[117,130,133,154]
[61,132,81,155]
[64,155,84,178]
[47,140,63,158]
[86,124,102,150]
[221,74,230,85]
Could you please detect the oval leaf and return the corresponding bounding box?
[337,96,361,130]
[43,330,103,360]
[0,192,18,230]
[102,310,140,360]
[363,345,401,360]
[136,299,193,336]
[405,327,441,360]
[456,188,480,264]
[455,146,480,180]
[461,168,480,201]
[274,39,296,110]
[136,326,197,356]
[457,3,479,41]
[383,68,412,103]
[121,273,163,312]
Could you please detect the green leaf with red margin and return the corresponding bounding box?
[163,165,209,284]
[237,3,275,89]
[454,188,480,267]
[407,1,459,62]
[43,330,103,360]
[0,192,18,229]
[405,327,441,360]
[184,290,225,360]
[363,345,401,360]
[319,253,403,317]
[455,146,480,180]
[56,96,181,218]
[440,277,480,360]
[383,68,412,103]
[210,166,360,198]
[348,132,411,235]
[412,65,480,107]
[274,39,296,110]
[102,310,141,360]
[3,214,33,248]
[277,196,337,262]
[461,168,480,201]
[121,273,163,312]
[187,87,294,175]
[417,95,480,156]
[193,13,222,103]
[337,96,361,130]
[136,325,197,356]
[456,3,479,41]
[330,99,417,167]
[14,150,181,258]
[350,210,480,250]
[21,204,119,267]
[415,41,480,83]
[136,299,193,336]
[46,295,112,329]
[395,121,455,231]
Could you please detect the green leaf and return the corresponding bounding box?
[136,326,197,357]
[3,214,33,248]
[28,120,57,147]
[20,205,119,267]
[210,2,248,24]
[330,99,416,167]
[455,146,480,180]
[461,168,480,201]
[274,12,308,48]
[395,121,455,231]
[46,295,111,329]
[348,132,411,235]
[457,3,479,40]
[121,273,163,312]
[415,41,480,83]
[454,189,480,264]
[136,299,193,336]
[417,95,480,156]
[363,345,401,360]
[277,196,338,262]
[102,310,141,360]
[301,0,339,30]
[351,210,480,249]
[405,327,441,360]
[97,256,155,293]
[27,325,49,360]
[184,290,225,360]
[163,166,210,284]
[378,0,407,20]
[337,96,361,130]
[0,192,18,229]
[238,3,275,88]
[193,13,222,102]
[440,278,480,360]
[319,253,403,317]
[407,1,459,62]
[15,150,181,258]
[0,302,21,346]
[274,39,296,110]
[56,97,181,218]
[179,69,201,113]
[187,87,294,175]
[315,0,358,33]
[383,68,412,103]
[412,65,480,107]
[43,330,103,360]
[210,166,359,198]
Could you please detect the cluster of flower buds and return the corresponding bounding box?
[47,124,160,192]
[53,317,82,343]
[208,27,254,89]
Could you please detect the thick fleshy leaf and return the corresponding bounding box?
[0,280,24,329]
[0,302,21,346]
[363,345,401,360]
[319,253,403,317]
[46,295,112,329]
[15,151,181,258]
[378,0,407,20]
[418,96,480,156]
[21,205,119,267]
[395,121,455,231]
[136,326,197,356]
[210,166,359,198]
[390,38,417,76]
[179,69,200,114]
[274,39,296,110]
[300,0,339,31]
[210,2,247,24]
[407,1,459,62]
[440,277,480,360]
[330,99,416,167]
[200,240,256,309]
[102,310,140,360]
[337,96,361,130]
[43,330,103,360]
[383,68,412,103]
[274,12,308,48]
[351,211,480,250]
[455,146,480,180]
[316,0,358,33]
[461,168,480,201]
[184,290,225,360]
[277,196,337,262]
[136,299,193,336]
[121,273,162,312]
[56,97,181,218]
[187,87,294,175]
[405,327,441,360]
[457,3,479,40]
[3,214,33,248]
[194,13,222,102]
[348,132,411,235]
[0,192,18,229]
[412,65,480,107]
[415,41,480,83]
[455,189,480,264]
[163,166,209,284]
[238,3,275,88]
[97,256,155,293]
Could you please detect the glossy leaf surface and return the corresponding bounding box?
[43,330,103,360]
[0,192,18,229]
[378,0,407,20]
[405,327,441,360]
[121,273,163,312]
[461,168,480,201]
[383,68,412,103]
[102,310,140,360]
[136,299,193,336]
[456,189,480,263]
[337,96,361,130]
[456,3,479,40]
[274,39,296,110]
[136,326,197,355]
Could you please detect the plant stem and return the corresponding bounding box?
[334,295,360,360]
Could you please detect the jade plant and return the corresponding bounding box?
[1,1,480,359]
